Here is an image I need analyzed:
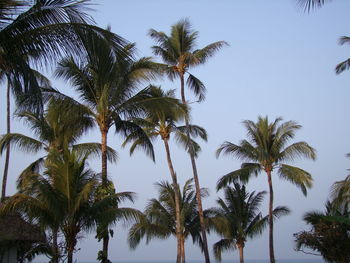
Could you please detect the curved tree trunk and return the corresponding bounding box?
[100,128,109,263]
[163,138,182,263]
[179,73,210,263]
[2,80,11,200]
[267,170,275,263]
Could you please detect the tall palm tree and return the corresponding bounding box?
[207,183,289,263]
[123,88,207,263]
[55,35,178,262]
[216,116,316,263]
[0,0,128,204]
[149,18,228,263]
[128,179,208,263]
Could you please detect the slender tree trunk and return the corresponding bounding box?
[101,128,109,263]
[237,243,244,263]
[101,128,108,186]
[181,235,186,263]
[52,228,59,263]
[267,170,275,263]
[2,80,11,200]
[179,72,210,263]
[67,237,74,263]
[163,138,182,263]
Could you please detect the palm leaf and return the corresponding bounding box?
[278,164,313,196]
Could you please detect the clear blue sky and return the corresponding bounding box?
[1,0,350,261]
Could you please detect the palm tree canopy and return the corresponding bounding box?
[122,87,208,159]
[208,183,290,261]
[55,37,187,161]
[0,98,117,178]
[149,18,228,102]
[0,0,129,113]
[128,179,208,249]
[216,116,316,194]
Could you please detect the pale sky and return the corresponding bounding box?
[1,0,350,262]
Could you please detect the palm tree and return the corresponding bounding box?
[0,69,51,199]
[0,0,128,203]
[55,35,178,262]
[45,149,138,263]
[123,88,207,263]
[0,98,116,186]
[294,200,350,263]
[216,116,316,263]
[207,183,290,263]
[128,179,208,263]
[149,18,228,263]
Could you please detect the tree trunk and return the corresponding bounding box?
[67,237,75,263]
[163,139,182,263]
[237,243,244,263]
[179,73,210,263]
[181,235,186,263]
[267,170,275,263]
[52,228,59,263]
[100,128,109,263]
[2,80,11,200]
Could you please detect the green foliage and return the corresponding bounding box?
[294,200,350,263]
[207,183,289,262]
[149,18,228,102]
[128,179,206,250]
[216,116,316,193]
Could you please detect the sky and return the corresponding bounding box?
[1,0,350,262]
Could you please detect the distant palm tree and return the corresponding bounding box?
[123,88,206,263]
[149,19,228,263]
[128,179,208,263]
[216,116,316,263]
[55,35,178,262]
[207,183,289,263]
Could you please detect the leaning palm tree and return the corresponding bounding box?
[55,35,178,262]
[149,18,228,263]
[128,179,208,263]
[123,88,207,263]
[207,183,290,263]
[216,116,316,263]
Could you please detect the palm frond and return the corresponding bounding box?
[0,133,44,154]
[216,163,261,190]
[278,164,313,196]
[186,73,206,102]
